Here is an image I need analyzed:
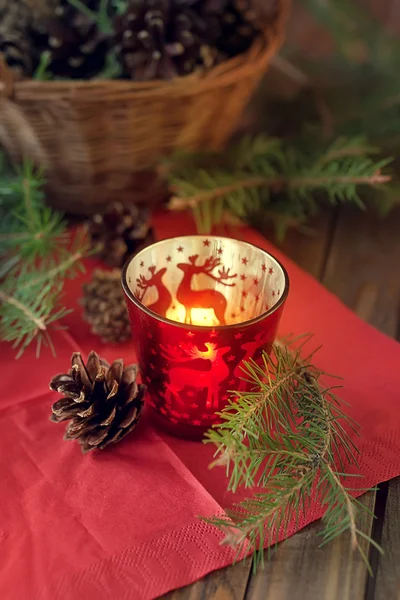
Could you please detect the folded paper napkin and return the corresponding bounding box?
[1,211,400,600]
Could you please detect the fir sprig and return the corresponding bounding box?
[204,337,382,572]
[166,135,392,238]
[0,158,88,357]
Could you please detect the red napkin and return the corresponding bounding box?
[1,211,400,600]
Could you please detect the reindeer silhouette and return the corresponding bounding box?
[177,255,237,325]
[136,266,172,317]
[160,342,231,410]
[233,332,269,390]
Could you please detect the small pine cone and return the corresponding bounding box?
[88,202,154,268]
[50,351,145,453]
[0,2,37,76]
[114,0,216,81]
[31,0,111,79]
[82,269,131,344]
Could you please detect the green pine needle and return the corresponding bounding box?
[166,135,392,237]
[0,157,88,357]
[203,336,380,573]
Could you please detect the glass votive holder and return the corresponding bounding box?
[122,235,289,440]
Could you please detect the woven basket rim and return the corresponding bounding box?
[0,0,290,101]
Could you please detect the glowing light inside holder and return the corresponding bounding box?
[166,305,219,327]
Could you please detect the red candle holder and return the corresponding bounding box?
[122,236,289,439]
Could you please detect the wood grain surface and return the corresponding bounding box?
[161,206,400,599]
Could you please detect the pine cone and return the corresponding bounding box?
[207,0,259,59]
[50,351,145,453]
[31,0,111,79]
[82,269,131,344]
[88,202,154,268]
[0,2,37,76]
[114,0,216,81]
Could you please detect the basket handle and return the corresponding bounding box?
[0,56,15,98]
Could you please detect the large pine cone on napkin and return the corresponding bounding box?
[50,352,145,453]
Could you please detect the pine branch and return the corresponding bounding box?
[0,157,88,357]
[166,136,392,236]
[203,337,379,572]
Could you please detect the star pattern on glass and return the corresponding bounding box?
[272,291,276,297]
[255,294,260,301]
[166,255,172,262]
[190,403,199,409]
[210,330,218,338]
[277,290,281,296]
[128,276,132,283]
[192,420,201,426]
[234,332,243,339]
[170,418,178,424]
[253,278,259,285]
[231,312,237,319]
[161,367,168,374]
[160,407,168,415]
[150,363,156,370]
[241,257,249,265]
[221,395,229,401]
[217,247,223,255]
[140,261,144,268]
[202,413,212,420]
[265,304,269,311]
[187,391,195,397]
[147,333,153,339]
[182,413,190,419]
[151,349,157,355]
[203,239,211,247]
[177,246,184,252]
[241,291,248,298]
[269,267,274,275]
[240,274,247,281]
[240,306,245,312]
[227,355,236,362]
[261,264,267,272]
[229,378,236,385]
[186,331,195,338]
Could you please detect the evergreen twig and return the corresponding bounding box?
[166,135,392,237]
[0,157,88,357]
[204,336,381,572]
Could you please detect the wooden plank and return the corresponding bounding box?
[246,205,400,599]
[163,560,253,600]
[246,493,376,600]
[267,212,334,278]
[375,478,400,600]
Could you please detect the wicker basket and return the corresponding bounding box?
[0,1,289,215]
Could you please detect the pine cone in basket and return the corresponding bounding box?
[114,0,216,81]
[88,202,154,268]
[0,2,37,76]
[31,0,111,79]
[50,351,145,453]
[82,269,132,344]
[205,0,260,59]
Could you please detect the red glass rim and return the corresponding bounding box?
[121,235,290,331]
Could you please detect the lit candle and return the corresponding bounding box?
[122,236,289,439]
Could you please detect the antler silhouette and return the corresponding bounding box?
[205,262,237,287]
[203,256,221,272]
[190,342,218,361]
[136,267,159,301]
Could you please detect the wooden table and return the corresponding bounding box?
[164,205,400,600]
